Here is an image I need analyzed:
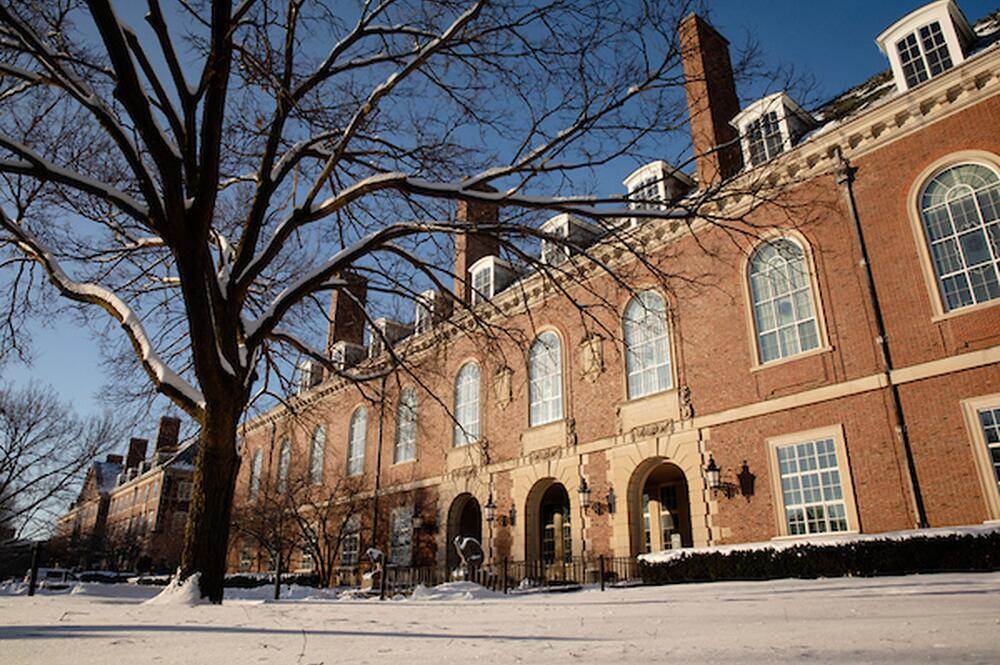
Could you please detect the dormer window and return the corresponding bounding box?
[622,161,694,227]
[330,340,365,371]
[469,255,516,306]
[876,1,974,93]
[540,213,602,267]
[413,289,449,334]
[297,359,323,394]
[367,317,413,358]
[731,92,815,169]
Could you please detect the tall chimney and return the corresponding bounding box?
[125,438,147,470]
[105,453,124,465]
[679,13,743,186]
[453,197,500,304]
[326,271,368,351]
[155,416,181,453]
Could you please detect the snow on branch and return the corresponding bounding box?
[0,210,206,417]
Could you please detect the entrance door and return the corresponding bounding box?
[446,494,482,569]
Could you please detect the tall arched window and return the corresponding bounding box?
[528,331,563,426]
[453,362,480,446]
[394,388,418,463]
[347,408,367,476]
[276,439,291,494]
[919,163,1000,312]
[249,449,263,500]
[308,425,325,485]
[748,238,820,363]
[623,291,672,399]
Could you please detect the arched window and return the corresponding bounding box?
[748,238,821,363]
[276,439,291,494]
[308,425,325,485]
[249,449,263,500]
[528,331,563,426]
[919,163,1000,311]
[453,362,480,446]
[623,291,672,399]
[347,408,367,476]
[394,387,418,463]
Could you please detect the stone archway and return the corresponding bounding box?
[524,478,572,564]
[446,493,482,570]
[627,458,693,556]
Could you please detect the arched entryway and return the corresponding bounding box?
[446,493,482,569]
[524,479,572,565]
[628,459,692,555]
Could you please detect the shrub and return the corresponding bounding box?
[638,532,1000,585]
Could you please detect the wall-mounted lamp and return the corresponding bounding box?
[484,494,497,523]
[706,456,755,500]
[579,478,616,515]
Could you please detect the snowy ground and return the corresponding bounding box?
[2,572,999,664]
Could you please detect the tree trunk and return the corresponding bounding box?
[180,398,242,603]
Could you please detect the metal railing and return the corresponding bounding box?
[377,555,641,598]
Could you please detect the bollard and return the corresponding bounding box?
[599,555,606,592]
[273,549,282,601]
[379,565,388,600]
[502,558,508,594]
[27,542,39,597]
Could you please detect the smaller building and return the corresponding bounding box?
[55,416,197,573]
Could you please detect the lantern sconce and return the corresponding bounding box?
[579,477,616,515]
[706,456,755,500]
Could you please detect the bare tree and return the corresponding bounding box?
[0,382,116,539]
[0,1,799,601]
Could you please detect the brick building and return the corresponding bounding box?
[57,416,197,572]
[231,1,1000,578]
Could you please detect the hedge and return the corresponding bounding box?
[638,532,1000,585]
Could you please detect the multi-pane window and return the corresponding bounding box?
[528,331,563,426]
[453,362,480,446]
[389,507,413,566]
[895,21,953,89]
[276,439,290,494]
[347,408,367,476]
[749,238,820,363]
[178,480,192,501]
[629,175,663,212]
[309,425,325,485]
[541,221,569,266]
[978,407,1000,490]
[394,388,417,463]
[919,163,1000,312]
[471,267,492,306]
[624,291,673,399]
[341,516,361,567]
[249,449,262,500]
[746,111,784,166]
[776,438,849,536]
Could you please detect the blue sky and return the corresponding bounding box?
[4,0,997,439]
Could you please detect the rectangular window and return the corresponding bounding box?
[978,407,1000,489]
[389,507,413,566]
[177,480,192,501]
[746,112,784,166]
[471,267,492,306]
[341,516,361,567]
[897,22,953,90]
[776,437,849,536]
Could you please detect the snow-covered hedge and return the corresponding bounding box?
[638,529,1000,585]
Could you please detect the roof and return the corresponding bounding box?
[814,9,1000,124]
[92,460,123,494]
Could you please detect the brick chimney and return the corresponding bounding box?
[326,271,368,351]
[105,453,124,465]
[125,438,147,470]
[155,416,181,454]
[679,13,743,186]
[454,196,500,304]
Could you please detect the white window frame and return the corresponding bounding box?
[249,450,262,501]
[623,291,673,400]
[528,331,564,427]
[309,425,326,485]
[347,408,367,476]
[917,163,1000,313]
[876,1,973,93]
[341,515,361,567]
[766,425,859,538]
[394,387,418,463]
[453,362,481,447]
[961,393,1000,521]
[277,438,291,494]
[747,237,823,365]
[389,506,413,566]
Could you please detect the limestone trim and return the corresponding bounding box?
[959,393,1000,521]
[764,424,861,538]
[520,419,569,457]
[889,343,1000,384]
[739,229,832,369]
[617,389,680,434]
[904,150,1000,319]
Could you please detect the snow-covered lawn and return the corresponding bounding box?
[2,572,999,664]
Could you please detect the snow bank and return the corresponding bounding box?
[639,523,1000,564]
[409,581,504,601]
[143,573,204,606]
